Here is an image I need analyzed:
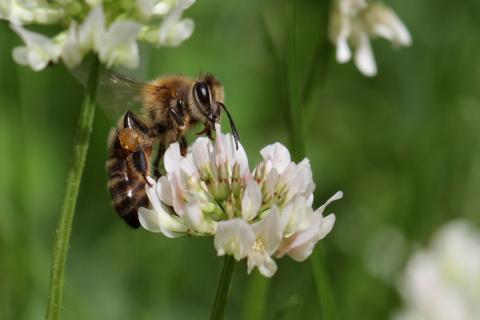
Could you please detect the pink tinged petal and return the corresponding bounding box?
[264,168,279,196]
[241,180,262,221]
[219,130,249,173]
[354,31,377,76]
[192,137,212,171]
[140,176,188,237]
[181,153,197,176]
[214,123,227,165]
[277,194,339,261]
[157,176,173,206]
[287,159,314,198]
[276,215,322,261]
[281,196,312,234]
[164,142,182,173]
[260,143,291,173]
[214,219,255,261]
[170,172,186,216]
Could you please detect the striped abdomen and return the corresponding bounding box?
[106,129,150,228]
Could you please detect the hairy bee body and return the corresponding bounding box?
[103,73,239,228]
[106,116,153,228]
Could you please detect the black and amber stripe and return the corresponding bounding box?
[106,129,149,228]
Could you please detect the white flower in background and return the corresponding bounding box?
[139,124,342,277]
[2,0,196,71]
[393,220,480,320]
[329,0,411,76]
[11,23,61,71]
[0,0,63,25]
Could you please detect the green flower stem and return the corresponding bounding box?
[312,247,336,320]
[242,271,269,320]
[285,0,304,162]
[285,0,336,319]
[46,56,101,320]
[210,255,236,320]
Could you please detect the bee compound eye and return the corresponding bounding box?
[195,82,211,106]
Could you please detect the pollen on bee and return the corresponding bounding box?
[118,128,139,152]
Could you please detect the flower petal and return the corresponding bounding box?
[260,143,291,173]
[61,22,84,69]
[247,251,277,277]
[157,176,173,206]
[164,142,182,173]
[11,24,61,71]
[354,30,377,76]
[183,201,217,234]
[214,218,255,261]
[253,206,283,254]
[79,5,105,52]
[99,20,140,68]
[241,180,262,221]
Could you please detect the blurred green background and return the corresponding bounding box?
[1,0,480,319]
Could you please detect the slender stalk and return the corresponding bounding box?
[312,247,336,320]
[45,56,101,320]
[210,255,236,320]
[284,0,336,319]
[242,271,269,320]
[285,0,305,161]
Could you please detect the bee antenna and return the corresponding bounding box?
[219,103,240,150]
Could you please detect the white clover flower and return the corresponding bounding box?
[0,0,63,25]
[329,0,411,76]
[11,23,62,71]
[393,220,480,320]
[4,0,196,71]
[139,124,342,277]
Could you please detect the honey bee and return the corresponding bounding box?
[99,72,240,228]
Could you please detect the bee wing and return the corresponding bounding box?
[71,62,156,121]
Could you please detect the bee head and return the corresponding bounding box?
[193,74,239,149]
[193,84,216,123]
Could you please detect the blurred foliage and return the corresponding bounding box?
[1,0,480,319]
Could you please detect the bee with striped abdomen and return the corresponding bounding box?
[100,72,239,227]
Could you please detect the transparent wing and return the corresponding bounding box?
[71,61,157,121]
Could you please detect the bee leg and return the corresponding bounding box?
[124,111,150,135]
[131,147,152,187]
[206,128,214,140]
[195,124,214,140]
[180,136,188,157]
[195,125,210,136]
[153,144,166,179]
